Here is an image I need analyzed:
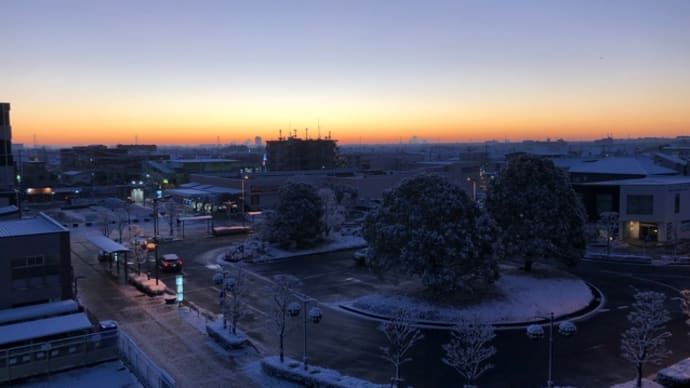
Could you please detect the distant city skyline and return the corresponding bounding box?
[2,1,689,146]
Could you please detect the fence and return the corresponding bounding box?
[0,331,119,383]
[118,329,175,388]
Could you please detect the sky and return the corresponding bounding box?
[2,0,690,146]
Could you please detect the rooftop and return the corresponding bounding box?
[581,175,690,186]
[0,213,68,238]
[566,157,677,176]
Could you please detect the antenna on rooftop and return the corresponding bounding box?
[317,120,321,139]
[305,128,308,140]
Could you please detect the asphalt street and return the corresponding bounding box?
[65,209,690,388]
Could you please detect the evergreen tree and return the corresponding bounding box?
[485,154,586,271]
[263,182,324,249]
[363,174,499,295]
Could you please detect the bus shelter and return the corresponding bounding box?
[176,215,213,239]
[88,235,130,280]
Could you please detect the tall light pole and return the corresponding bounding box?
[288,296,323,371]
[526,313,577,388]
[240,175,249,214]
[153,197,160,285]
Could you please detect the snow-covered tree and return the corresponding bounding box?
[621,290,672,388]
[213,267,248,335]
[162,200,180,237]
[329,183,358,208]
[442,318,496,387]
[319,187,346,239]
[362,174,499,294]
[378,310,424,388]
[112,208,129,243]
[599,211,619,257]
[269,274,300,363]
[485,154,586,271]
[127,226,146,275]
[262,183,324,249]
[93,206,116,238]
[679,289,690,331]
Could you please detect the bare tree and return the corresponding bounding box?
[129,240,146,275]
[93,206,115,238]
[126,225,145,274]
[163,200,179,237]
[215,267,248,335]
[599,211,619,257]
[113,208,129,243]
[680,289,690,328]
[442,318,496,388]
[269,274,300,363]
[621,290,672,388]
[378,310,424,387]
[318,187,345,239]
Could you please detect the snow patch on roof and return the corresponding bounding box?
[568,157,676,176]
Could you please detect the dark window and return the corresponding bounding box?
[596,193,614,214]
[11,255,46,280]
[675,193,680,214]
[627,195,653,215]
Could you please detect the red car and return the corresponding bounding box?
[159,253,183,272]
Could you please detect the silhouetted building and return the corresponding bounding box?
[265,137,339,171]
[0,213,72,308]
[59,144,164,186]
[0,103,18,208]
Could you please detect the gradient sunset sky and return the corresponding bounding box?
[2,1,689,146]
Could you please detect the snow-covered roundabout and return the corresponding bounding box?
[338,265,596,326]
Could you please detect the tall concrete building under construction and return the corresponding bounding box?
[265,136,339,171]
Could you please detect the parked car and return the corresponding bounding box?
[97,320,119,346]
[159,253,183,272]
[353,248,369,266]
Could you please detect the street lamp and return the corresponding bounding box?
[526,313,577,388]
[240,175,249,214]
[288,297,323,371]
[153,197,160,285]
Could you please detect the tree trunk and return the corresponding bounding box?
[636,362,642,388]
[279,333,284,363]
[523,259,533,272]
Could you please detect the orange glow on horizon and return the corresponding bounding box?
[9,96,690,146]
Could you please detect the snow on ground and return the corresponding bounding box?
[176,305,301,388]
[16,360,142,388]
[251,233,366,263]
[609,379,664,388]
[340,266,594,324]
[225,232,595,326]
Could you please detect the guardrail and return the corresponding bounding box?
[118,330,175,388]
[0,331,119,383]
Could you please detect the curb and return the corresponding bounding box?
[250,243,367,263]
[337,282,606,331]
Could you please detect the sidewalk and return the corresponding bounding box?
[70,238,261,388]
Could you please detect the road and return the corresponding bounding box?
[228,254,690,388]
[70,217,690,388]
